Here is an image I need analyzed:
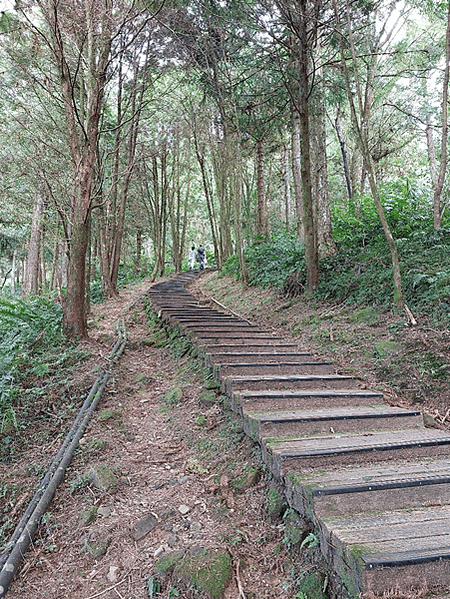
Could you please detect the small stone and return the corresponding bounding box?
[190,522,202,532]
[423,412,437,428]
[81,506,98,524]
[178,476,188,484]
[107,566,119,583]
[154,545,165,558]
[88,465,119,493]
[98,507,111,518]
[178,505,190,515]
[130,513,158,541]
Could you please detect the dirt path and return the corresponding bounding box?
[4,276,321,599]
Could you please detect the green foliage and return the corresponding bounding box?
[0,295,64,430]
[225,233,305,288]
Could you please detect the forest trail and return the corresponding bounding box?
[3,273,321,599]
[152,272,450,597]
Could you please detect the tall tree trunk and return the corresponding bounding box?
[297,0,318,294]
[433,0,450,229]
[310,68,336,257]
[256,138,267,240]
[40,0,113,337]
[23,192,45,295]
[283,144,291,226]
[291,108,303,240]
[335,110,353,203]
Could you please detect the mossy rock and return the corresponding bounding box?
[154,550,186,577]
[88,537,110,558]
[98,409,116,421]
[164,387,183,405]
[204,378,221,390]
[81,505,98,524]
[88,465,119,493]
[231,467,261,492]
[266,487,285,521]
[172,547,232,599]
[199,390,217,407]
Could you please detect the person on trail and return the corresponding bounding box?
[196,244,206,270]
[188,245,196,270]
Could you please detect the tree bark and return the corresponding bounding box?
[297,0,318,293]
[23,192,45,295]
[433,0,450,229]
[335,111,353,203]
[291,108,303,240]
[256,138,267,240]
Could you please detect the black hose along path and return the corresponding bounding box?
[0,319,127,599]
[150,272,450,597]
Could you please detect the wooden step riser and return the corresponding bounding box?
[225,377,358,393]
[232,391,382,413]
[205,352,313,365]
[215,363,335,379]
[201,345,300,355]
[269,443,450,478]
[243,413,422,441]
[193,333,279,341]
[181,322,258,330]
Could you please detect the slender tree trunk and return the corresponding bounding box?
[291,108,303,240]
[23,192,45,295]
[335,111,353,203]
[256,138,267,240]
[283,144,291,226]
[334,0,403,305]
[297,0,318,293]
[310,69,336,257]
[426,117,438,187]
[433,0,450,229]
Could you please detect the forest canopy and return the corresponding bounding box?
[0,0,449,336]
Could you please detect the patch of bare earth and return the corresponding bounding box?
[3,276,323,599]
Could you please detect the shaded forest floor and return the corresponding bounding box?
[2,269,450,599]
[2,274,330,599]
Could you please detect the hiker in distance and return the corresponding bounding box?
[188,245,196,270]
[196,244,206,270]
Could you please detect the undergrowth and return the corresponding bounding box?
[0,295,69,433]
[221,183,450,327]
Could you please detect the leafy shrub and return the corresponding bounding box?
[244,233,305,288]
[0,295,64,429]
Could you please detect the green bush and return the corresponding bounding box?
[0,295,64,428]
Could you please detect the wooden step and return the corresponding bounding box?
[205,351,313,365]
[242,405,422,441]
[319,504,450,595]
[263,428,450,478]
[224,374,360,394]
[214,361,334,379]
[193,333,282,342]
[284,458,450,520]
[200,343,299,354]
[231,388,383,413]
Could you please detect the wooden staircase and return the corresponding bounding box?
[149,272,450,596]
